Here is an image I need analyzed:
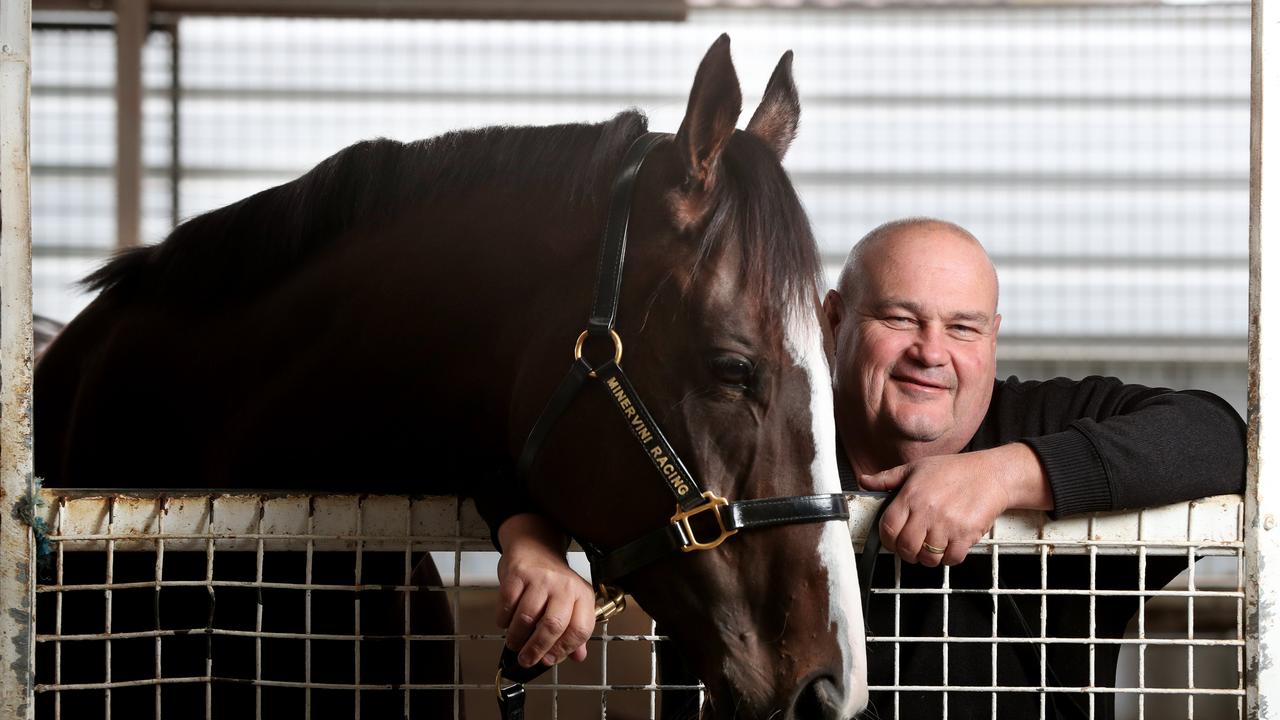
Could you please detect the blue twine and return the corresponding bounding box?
[13,476,53,570]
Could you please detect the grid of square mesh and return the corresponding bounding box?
[854,498,1245,719]
[32,492,1243,719]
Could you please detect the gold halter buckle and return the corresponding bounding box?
[672,491,738,552]
[573,329,623,378]
[594,584,627,623]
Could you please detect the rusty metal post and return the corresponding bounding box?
[1248,0,1278,714]
[0,0,35,717]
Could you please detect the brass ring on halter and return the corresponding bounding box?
[594,584,627,623]
[495,668,510,702]
[573,329,623,378]
[922,541,946,555]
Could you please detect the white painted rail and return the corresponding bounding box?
[35,491,1245,557]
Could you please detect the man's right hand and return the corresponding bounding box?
[496,513,595,668]
[863,443,1053,568]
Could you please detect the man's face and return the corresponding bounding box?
[827,227,1000,453]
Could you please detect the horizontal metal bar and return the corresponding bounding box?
[38,628,514,643]
[46,533,482,542]
[35,678,1244,695]
[35,628,1245,647]
[691,0,1249,9]
[36,581,502,593]
[30,162,1252,190]
[45,532,1243,546]
[794,170,1249,190]
[865,684,1245,695]
[31,0,687,21]
[35,625,668,645]
[992,339,1249,364]
[37,677,220,692]
[36,678,702,692]
[867,636,1245,647]
[869,588,1244,598]
[33,580,1245,600]
[37,579,462,593]
[37,491,1246,553]
[29,81,1253,109]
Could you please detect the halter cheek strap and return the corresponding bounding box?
[497,131,852,719]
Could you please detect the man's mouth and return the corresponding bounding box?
[891,374,951,392]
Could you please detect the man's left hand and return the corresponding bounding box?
[862,443,1053,567]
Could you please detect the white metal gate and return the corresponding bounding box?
[2,491,1250,719]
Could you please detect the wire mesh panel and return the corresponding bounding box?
[852,496,1245,719]
[32,492,664,719]
[29,491,1244,719]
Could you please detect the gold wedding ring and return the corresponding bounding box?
[922,542,946,554]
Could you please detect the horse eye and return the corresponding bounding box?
[710,356,755,387]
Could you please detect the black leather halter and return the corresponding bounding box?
[496,131,852,718]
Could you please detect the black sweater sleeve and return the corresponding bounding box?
[468,461,533,552]
[973,376,1246,518]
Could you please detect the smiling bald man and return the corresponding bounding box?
[824,218,1246,719]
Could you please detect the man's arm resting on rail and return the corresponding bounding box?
[863,442,1051,567]
[866,377,1246,567]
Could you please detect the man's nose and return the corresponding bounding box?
[906,325,948,367]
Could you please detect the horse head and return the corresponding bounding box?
[522,36,868,720]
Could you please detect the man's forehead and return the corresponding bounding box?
[870,297,994,324]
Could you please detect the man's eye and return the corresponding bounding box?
[710,356,755,387]
[884,316,915,328]
[951,325,976,335]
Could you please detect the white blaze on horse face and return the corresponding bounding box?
[785,304,869,716]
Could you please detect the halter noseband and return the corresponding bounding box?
[497,132,852,717]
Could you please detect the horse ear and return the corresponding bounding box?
[745,50,799,160]
[674,34,743,189]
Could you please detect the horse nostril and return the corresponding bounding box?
[794,675,844,720]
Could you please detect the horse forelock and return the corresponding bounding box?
[82,110,650,306]
[688,131,823,339]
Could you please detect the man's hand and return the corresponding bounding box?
[861,443,1053,567]
[496,513,595,668]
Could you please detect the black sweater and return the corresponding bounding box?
[853,376,1246,719]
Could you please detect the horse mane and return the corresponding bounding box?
[82,109,819,318]
[83,110,650,306]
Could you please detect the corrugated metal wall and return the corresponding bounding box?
[30,4,1251,417]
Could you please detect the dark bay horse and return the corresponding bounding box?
[35,36,867,719]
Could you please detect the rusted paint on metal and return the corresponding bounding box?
[0,1,35,717]
[6,604,30,684]
[1249,0,1278,712]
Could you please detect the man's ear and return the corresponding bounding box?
[745,50,800,161]
[991,313,1002,347]
[673,34,742,191]
[823,289,844,336]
